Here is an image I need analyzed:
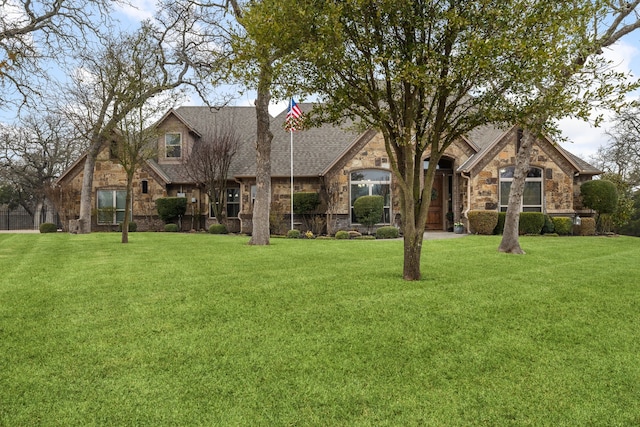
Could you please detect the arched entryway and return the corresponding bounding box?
[424,157,454,231]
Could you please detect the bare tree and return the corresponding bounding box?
[0,113,84,220]
[62,16,211,234]
[0,0,116,109]
[184,120,239,227]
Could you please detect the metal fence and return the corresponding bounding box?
[0,206,61,231]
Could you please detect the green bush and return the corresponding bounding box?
[164,223,179,232]
[552,217,573,235]
[293,192,320,214]
[579,217,596,236]
[39,223,57,233]
[353,195,384,231]
[519,212,545,235]
[118,222,137,232]
[468,210,499,235]
[208,224,228,234]
[494,212,506,234]
[375,226,399,239]
[581,180,618,215]
[335,230,350,239]
[287,229,301,239]
[542,215,555,234]
[156,197,187,223]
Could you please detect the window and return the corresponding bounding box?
[165,133,182,158]
[499,166,543,212]
[97,190,128,224]
[141,180,148,194]
[350,169,391,223]
[210,187,240,218]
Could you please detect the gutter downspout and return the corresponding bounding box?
[461,171,471,224]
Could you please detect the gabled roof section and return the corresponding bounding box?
[156,108,202,138]
[234,103,366,178]
[457,125,601,176]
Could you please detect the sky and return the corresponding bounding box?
[7,1,640,161]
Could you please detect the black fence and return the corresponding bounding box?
[0,206,61,231]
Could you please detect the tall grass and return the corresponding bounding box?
[1,233,639,425]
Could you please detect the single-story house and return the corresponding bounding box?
[55,104,600,233]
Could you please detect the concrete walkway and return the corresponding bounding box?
[423,231,467,240]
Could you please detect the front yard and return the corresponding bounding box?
[1,233,638,425]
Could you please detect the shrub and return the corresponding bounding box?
[579,217,596,236]
[293,192,320,214]
[209,224,228,234]
[376,226,399,239]
[581,180,618,216]
[164,223,179,232]
[468,210,499,235]
[542,215,555,234]
[39,222,57,233]
[552,217,573,235]
[519,212,545,235]
[287,229,301,239]
[494,212,506,234]
[353,195,384,232]
[118,222,137,232]
[156,197,187,223]
[335,230,350,239]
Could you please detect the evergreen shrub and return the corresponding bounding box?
[353,195,384,231]
[287,229,301,239]
[542,215,555,234]
[579,217,596,236]
[552,217,573,235]
[468,210,498,235]
[39,223,57,233]
[494,212,506,234]
[156,197,187,223]
[164,223,179,232]
[375,226,399,239]
[293,192,320,214]
[519,212,545,235]
[209,224,228,234]
[118,222,137,232]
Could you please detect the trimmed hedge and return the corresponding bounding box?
[519,212,545,235]
[335,230,350,240]
[468,210,499,235]
[208,224,228,234]
[39,223,57,233]
[552,217,573,235]
[579,217,596,236]
[164,223,179,232]
[542,215,555,234]
[376,226,399,239]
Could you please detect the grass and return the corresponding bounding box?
[1,232,639,426]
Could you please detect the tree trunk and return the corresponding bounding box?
[403,225,425,281]
[498,130,536,254]
[121,173,133,244]
[78,142,102,234]
[248,63,273,246]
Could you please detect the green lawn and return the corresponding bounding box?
[1,232,639,426]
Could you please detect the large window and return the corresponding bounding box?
[350,169,391,223]
[499,166,543,212]
[210,187,240,218]
[165,133,182,158]
[97,190,127,224]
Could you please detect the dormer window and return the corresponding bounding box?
[165,133,182,158]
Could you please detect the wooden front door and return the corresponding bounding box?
[426,174,443,230]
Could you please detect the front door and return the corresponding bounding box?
[426,174,443,230]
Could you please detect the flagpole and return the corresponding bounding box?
[290,98,294,231]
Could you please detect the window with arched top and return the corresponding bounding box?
[350,169,391,224]
[499,166,543,212]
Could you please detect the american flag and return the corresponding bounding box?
[284,98,304,132]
